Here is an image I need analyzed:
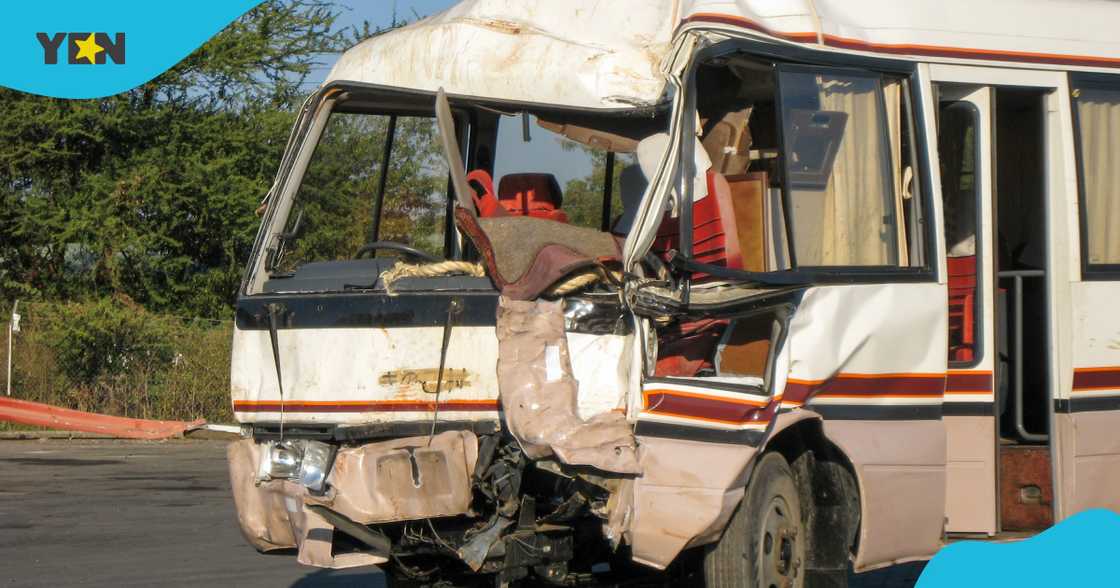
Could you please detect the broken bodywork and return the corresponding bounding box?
[226,0,972,584]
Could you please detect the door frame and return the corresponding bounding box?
[933,82,998,534]
[926,63,1079,523]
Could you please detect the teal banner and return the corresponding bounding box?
[918,509,1120,586]
[0,1,264,98]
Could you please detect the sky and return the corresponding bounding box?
[304,0,594,186]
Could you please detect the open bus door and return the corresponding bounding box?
[935,83,999,534]
[930,64,1102,534]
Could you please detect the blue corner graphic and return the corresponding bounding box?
[1,1,264,99]
[917,509,1120,586]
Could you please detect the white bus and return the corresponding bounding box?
[226,1,1120,586]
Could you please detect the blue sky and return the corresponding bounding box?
[305,0,458,86]
[306,0,594,185]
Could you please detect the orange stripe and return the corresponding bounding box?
[643,409,770,427]
[832,372,944,380]
[1074,367,1120,373]
[788,372,946,386]
[814,393,941,399]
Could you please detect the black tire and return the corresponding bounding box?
[704,452,806,588]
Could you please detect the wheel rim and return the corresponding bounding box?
[759,494,800,588]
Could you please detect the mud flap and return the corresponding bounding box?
[496,297,641,474]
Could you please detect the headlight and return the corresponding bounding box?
[256,439,335,492]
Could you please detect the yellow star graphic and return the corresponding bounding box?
[73,33,104,64]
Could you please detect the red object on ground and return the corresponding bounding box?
[0,396,205,440]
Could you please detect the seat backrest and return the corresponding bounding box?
[652,171,743,279]
[497,173,567,222]
[702,107,753,175]
[947,255,977,291]
[947,254,978,361]
[466,169,507,217]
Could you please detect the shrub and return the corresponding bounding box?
[42,297,175,386]
[4,297,233,423]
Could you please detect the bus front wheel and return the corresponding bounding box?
[704,452,807,588]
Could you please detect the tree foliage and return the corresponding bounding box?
[0,1,344,317]
[275,113,448,275]
[560,142,630,231]
[0,0,619,321]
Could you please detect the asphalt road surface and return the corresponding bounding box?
[0,440,923,587]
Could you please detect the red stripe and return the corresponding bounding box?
[682,12,818,44]
[233,400,500,413]
[682,13,1120,70]
[946,372,993,394]
[784,373,946,403]
[1072,368,1120,392]
[644,392,766,425]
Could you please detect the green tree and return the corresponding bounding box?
[561,141,632,231]
[0,1,344,317]
[274,113,448,273]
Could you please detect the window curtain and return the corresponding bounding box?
[813,75,897,266]
[884,80,909,263]
[1076,88,1120,264]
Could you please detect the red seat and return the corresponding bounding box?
[466,169,507,217]
[497,173,568,223]
[947,255,977,362]
[651,171,742,280]
[655,318,729,377]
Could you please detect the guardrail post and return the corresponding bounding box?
[6,300,17,397]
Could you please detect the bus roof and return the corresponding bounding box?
[326,0,678,111]
[326,0,1120,110]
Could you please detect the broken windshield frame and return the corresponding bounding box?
[243,84,663,296]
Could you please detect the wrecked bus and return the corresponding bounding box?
[226,1,1120,586]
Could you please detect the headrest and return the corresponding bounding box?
[498,173,563,209]
[635,133,710,203]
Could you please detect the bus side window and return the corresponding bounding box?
[1073,82,1120,269]
[938,101,981,364]
[776,69,924,268]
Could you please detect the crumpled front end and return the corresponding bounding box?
[229,430,480,569]
[226,295,645,584]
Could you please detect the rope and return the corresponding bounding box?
[544,266,625,297]
[380,261,621,297]
[379,261,486,294]
[544,268,605,297]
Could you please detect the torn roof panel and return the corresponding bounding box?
[326,0,1120,112]
[325,0,679,110]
